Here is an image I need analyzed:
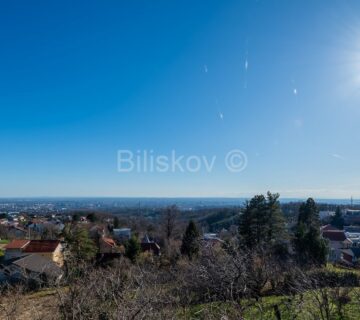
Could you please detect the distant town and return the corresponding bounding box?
[1,195,360,318]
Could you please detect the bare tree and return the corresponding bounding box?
[162,205,179,241]
[0,285,24,320]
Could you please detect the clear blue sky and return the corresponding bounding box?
[1,0,360,198]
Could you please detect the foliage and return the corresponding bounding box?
[125,235,141,262]
[63,225,98,261]
[86,212,97,223]
[331,206,344,230]
[198,208,239,232]
[181,220,200,260]
[113,216,120,229]
[293,198,328,266]
[238,192,286,250]
[72,213,80,222]
[162,205,179,240]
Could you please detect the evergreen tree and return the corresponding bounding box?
[86,212,97,223]
[330,206,344,230]
[265,192,286,244]
[181,220,200,260]
[63,225,98,261]
[125,235,141,262]
[293,198,328,266]
[238,192,286,250]
[113,216,120,229]
[297,198,320,226]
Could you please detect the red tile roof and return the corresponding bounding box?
[321,224,340,232]
[24,240,61,253]
[5,239,30,249]
[322,231,347,242]
[102,237,116,247]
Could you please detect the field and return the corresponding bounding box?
[1,284,360,320]
[181,288,360,319]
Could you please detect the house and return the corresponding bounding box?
[345,232,360,247]
[79,216,88,223]
[203,233,223,241]
[345,226,360,233]
[1,254,63,284]
[343,209,360,224]
[140,235,161,256]
[113,228,131,241]
[201,233,224,250]
[322,230,352,262]
[341,248,360,266]
[27,220,46,233]
[23,240,64,267]
[320,224,340,232]
[99,237,120,254]
[7,225,28,238]
[4,240,30,260]
[89,225,106,240]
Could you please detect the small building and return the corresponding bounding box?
[343,209,360,224]
[322,230,352,262]
[320,224,340,232]
[23,240,64,267]
[342,248,360,266]
[7,225,28,238]
[89,225,106,240]
[203,233,222,241]
[345,232,360,247]
[2,254,63,284]
[140,235,161,256]
[27,220,46,233]
[4,240,30,260]
[99,237,120,254]
[345,226,360,233]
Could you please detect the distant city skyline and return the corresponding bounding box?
[2,1,360,198]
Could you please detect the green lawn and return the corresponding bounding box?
[179,288,360,319]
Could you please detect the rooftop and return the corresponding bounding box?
[4,239,30,250]
[322,230,348,242]
[102,237,116,247]
[24,240,61,253]
[13,254,62,278]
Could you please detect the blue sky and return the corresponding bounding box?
[1,0,360,198]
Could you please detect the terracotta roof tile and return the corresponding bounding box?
[24,240,61,253]
[322,231,347,242]
[5,239,30,249]
[102,237,116,247]
[321,224,340,232]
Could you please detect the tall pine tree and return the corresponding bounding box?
[125,235,141,262]
[238,192,286,250]
[330,206,344,230]
[181,220,200,260]
[63,225,98,261]
[293,198,328,266]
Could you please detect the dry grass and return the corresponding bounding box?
[0,288,59,320]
